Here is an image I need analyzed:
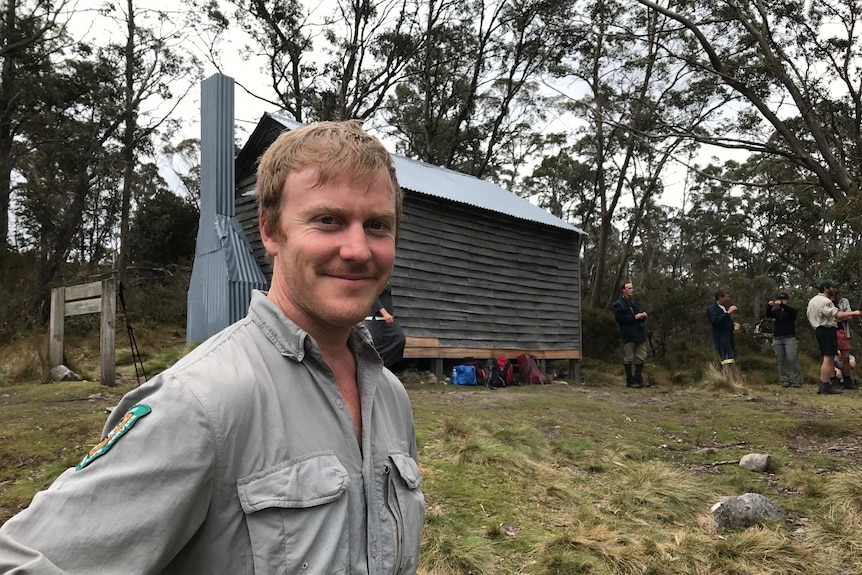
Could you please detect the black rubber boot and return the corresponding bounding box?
[634,363,648,387]
[624,364,640,387]
[818,381,843,395]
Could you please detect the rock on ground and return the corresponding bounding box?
[712,493,784,530]
[739,453,772,473]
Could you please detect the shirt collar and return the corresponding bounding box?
[247,290,376,361]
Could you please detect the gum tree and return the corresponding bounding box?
[635,0,862,204]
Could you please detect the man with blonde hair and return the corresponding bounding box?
[0,121,425,574]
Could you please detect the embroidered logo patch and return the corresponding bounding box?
[76,404,151,471]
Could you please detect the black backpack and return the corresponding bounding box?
[485,357,511,388]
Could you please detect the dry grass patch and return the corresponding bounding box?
[410,381,862,574]
[701,363,749,393]
[0,333,51,384]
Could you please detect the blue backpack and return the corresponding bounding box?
[451,365,478,385]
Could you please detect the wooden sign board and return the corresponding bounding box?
[49,279,116,387]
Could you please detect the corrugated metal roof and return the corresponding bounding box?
[266,113,583,233]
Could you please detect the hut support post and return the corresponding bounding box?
[568,359,580,384]
[433,358,444,384]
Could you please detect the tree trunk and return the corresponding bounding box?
[0,0,17,252]
[117,0,136,285]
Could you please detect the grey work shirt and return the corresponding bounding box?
[837,297,852,337]
[0,291,425,574]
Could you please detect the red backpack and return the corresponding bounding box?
[516,354,551,385]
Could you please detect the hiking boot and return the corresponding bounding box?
[780,381,792,388]
[818,381,843,395]
[634,363,647,388]
[791,381,803,388]
[626,381,643,388]
[843,378,859,390]
[624,364,635,387]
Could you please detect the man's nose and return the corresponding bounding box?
[340,224,373,261]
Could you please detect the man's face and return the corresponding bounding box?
[622,283,634,298]
[827,286,838,299]
[718,293,731,306]
[262,167,397,335]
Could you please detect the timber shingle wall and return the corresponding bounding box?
[393,193,580,356]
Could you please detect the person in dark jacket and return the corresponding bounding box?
[612,281,648,388]
[707,289,738,370]
[364,283,406,369]
[765,292,803,387]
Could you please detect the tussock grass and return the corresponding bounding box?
[410,369,862,574]
[701,363,748,393]
[605,461,708,524]
[0,334,51,384]
[806,470,862,559]
[419,517,498,575]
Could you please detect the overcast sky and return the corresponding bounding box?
[63,0,748,211]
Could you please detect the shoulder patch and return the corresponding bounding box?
[77,404,151,471]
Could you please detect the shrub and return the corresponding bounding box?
[582,307,621,362]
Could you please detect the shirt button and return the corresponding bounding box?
[301,562,308,570]
[336,399,344,409]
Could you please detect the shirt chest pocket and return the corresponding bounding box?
[237,452,350,575]
[385,452,426,573]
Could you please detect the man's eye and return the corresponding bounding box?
[319,216,336,225]
[367,220,392,233]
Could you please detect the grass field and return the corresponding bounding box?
[2,337,862,574]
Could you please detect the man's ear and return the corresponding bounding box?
[260,216,280,257]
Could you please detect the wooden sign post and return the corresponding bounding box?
[49,279,117,387]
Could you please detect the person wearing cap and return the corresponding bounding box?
[833,289,857,389]
[806,279,862,395]
[765,292,803,387]
[707,289,738,371]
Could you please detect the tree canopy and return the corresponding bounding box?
[2,0,861,352]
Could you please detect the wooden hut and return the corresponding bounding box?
[234,113,584,381]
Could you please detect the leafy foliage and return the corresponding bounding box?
[129,177,199,268]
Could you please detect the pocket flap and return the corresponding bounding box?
[389,452,421,489]
[237,452,349,513]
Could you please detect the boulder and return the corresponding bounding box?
[50,365,82,382]
[712,493,784,530]
[739,453,772,473]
